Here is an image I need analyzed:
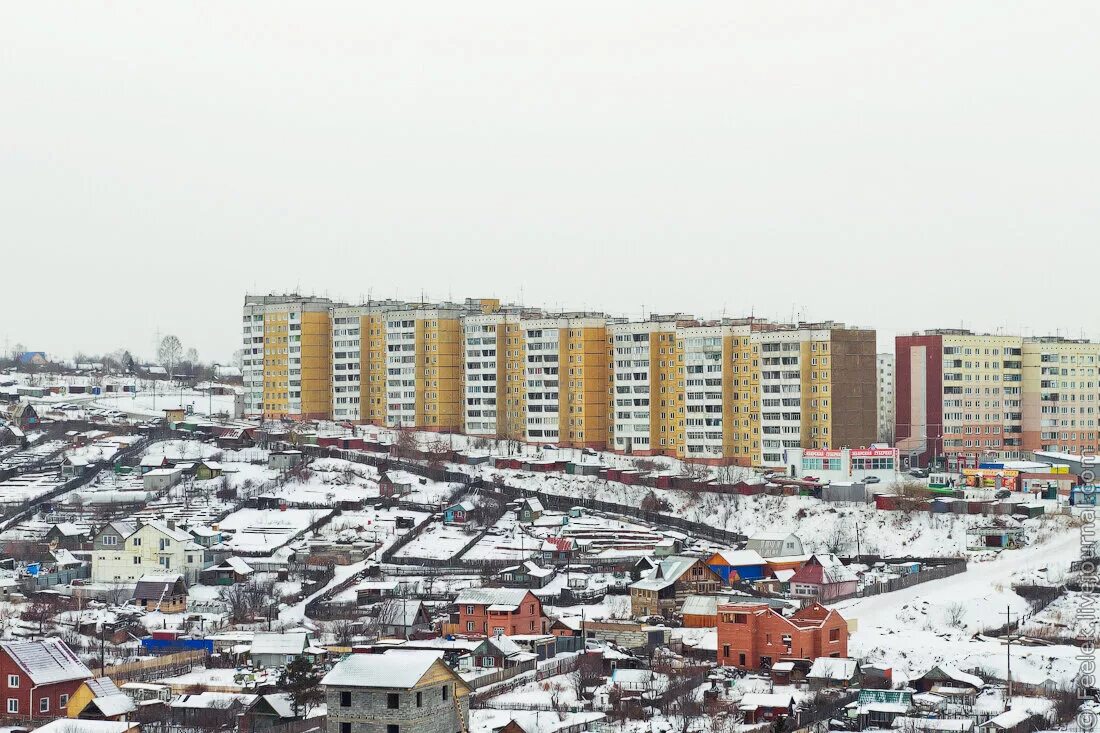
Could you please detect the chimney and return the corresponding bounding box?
[167,519,176,530]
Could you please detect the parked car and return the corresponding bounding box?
[864,476,881,484]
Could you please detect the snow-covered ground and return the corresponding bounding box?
[1021,591,1100,641]
[392,521,480,561]
[217,507,332,552]
[833,525,1088,686]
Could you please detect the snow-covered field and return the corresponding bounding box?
[91,390,239,418]
[459,515,540,561]
[1021,591,1100,641]
[217,507,332,552]
[834,526,1087,686]
[392,520,480,561]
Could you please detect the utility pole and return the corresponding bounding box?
[1004,606,1015,703]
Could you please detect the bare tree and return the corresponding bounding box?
[157,334,183,377]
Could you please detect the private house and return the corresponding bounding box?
[379,471,418,498]
[322,649,470,733]
[138,455,170,474]
[61,456,94,479]
[855,689,913,729]
[516,498,544,523]
[789,555,859,601]
[629,556,722,618]
[745,532,804,559]
[8,403,39,431]
[540,537,575,565]
[132,575,188,613]
[31,722,138,733]
[188,526,223,548]
[444,501,476,524]
[67,677,137,721]
[356,581,399,605]
[912,665,984,694]
[496,561,555,589]
[169,692,256,729]
[267,450,303,471]
[0,638,93,719]
[142,467,184,492]
[194,461,223,480]
[162,408,186,423]
[717,601,849,670]
[807,657,859,689]
[978,708,1044,733]
[201,557,254,585]
[470,634,537,671]
[250,632,309,669]
[91,521,206,584]
[738,692,795,724]
[705,549,768,583]
[375,600,433,638]
[453,588,547,637]
[45,523,91,551]
[681,595,720,627]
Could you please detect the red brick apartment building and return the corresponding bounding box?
[717,601,848,670]
[453,588,547,637]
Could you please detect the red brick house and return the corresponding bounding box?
[0,638,93,719]
[717,601,848,670]
[453,588,547,637]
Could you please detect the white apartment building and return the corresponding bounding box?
[384,310,419,427]
[608,321,661,454]
[331,304,366,422]
[877,353,894,444]
[681,325,728,460]
[754,329,809,466]
[522,319,563,443]
[463,314,504,436]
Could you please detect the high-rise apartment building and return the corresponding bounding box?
[877,353,895,444]
[242,294,333,420]
[896,330,1100,469]
[243,293,877,467]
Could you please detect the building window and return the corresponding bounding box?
[387,726,399,733]
[442,685,450,701]
[102,535,117,546]
[387,693,399,709]
[6,699,16,714]
[340,724,351,733]
[7,675,17,688]
[340,691,351,707]
[416,691,422,707]
[830,627,840,642]
[40,697,49,712]
[133,557,141,565]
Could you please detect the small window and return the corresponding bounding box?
[442,685,450,701]
[40,697,49,713]
[387,693,399,709]
[416,691,422,707]
[387,726,399,733]
[133,557,141,565]
[7,699,17,714]
[340,691,351,707]
[102,535,118,546]
[60,694,68,707]
[7,675,17,688]
[829,627,840,642]
[340,724,351,733]
[132,537,141,546]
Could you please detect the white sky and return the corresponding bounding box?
[2,2,1098,362]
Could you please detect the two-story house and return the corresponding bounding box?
[629,555,722,618]
[322,649,470,733]
[0,639,93,720]
[453,589,546,637]
[91,521,205,584]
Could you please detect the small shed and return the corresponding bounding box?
[444,500,476,524]
[132,574,187,613]
[267,450,303,471]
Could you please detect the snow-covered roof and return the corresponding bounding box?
[171,692,257,709]
[920,664,984,690]
[31,721,136,733]
[454,588,531,607]
[739,692,794,709]
[681,595,718,616]
[807,657,858,680]
[320,650,448,689]
[251,632,307,657]
[520,497,544,512]
[84,677,137,717]
[710,549,767,567]
[983,708,1037,730]
[49,522,85,536]
[0,638,92,685]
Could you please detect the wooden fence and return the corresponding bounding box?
[94,650,207,684]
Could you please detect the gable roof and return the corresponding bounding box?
[454,587,533,607]
[918,664,984,690]
[132,574,187,601]
[681,595,719,616]
[141,520,193,542]
[631,555,710,591]
[0,638,92,684]
[807,657,858,680]
[251,632,308,657]
[82,677,137,717]
[709,549,766,567]
[790,554,858,586]
[321,650,465,690]
[378,599,428,627]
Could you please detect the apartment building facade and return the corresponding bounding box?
[877,353,895,444]
[243,294,877,467]
[896,330,1100,469]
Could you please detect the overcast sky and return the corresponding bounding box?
[2,2,1098,363]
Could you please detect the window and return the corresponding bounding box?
[40,697,48,712]
[102,535,118,546]
[739,653,747,666]
[387,693,399,709]
[59,694,68,707]
[7,675,17,688]
[387,726,399,733]
[829,627,840,642]
[722,644,730,658]
[340,691,351,707]
[466,621,474,632]
[416,691,422,707]
[133,556,141,565]
[6,699,16,714]
[442,685,450,701]
[340,724,352,733]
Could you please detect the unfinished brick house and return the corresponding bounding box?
[717,601,848,670]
